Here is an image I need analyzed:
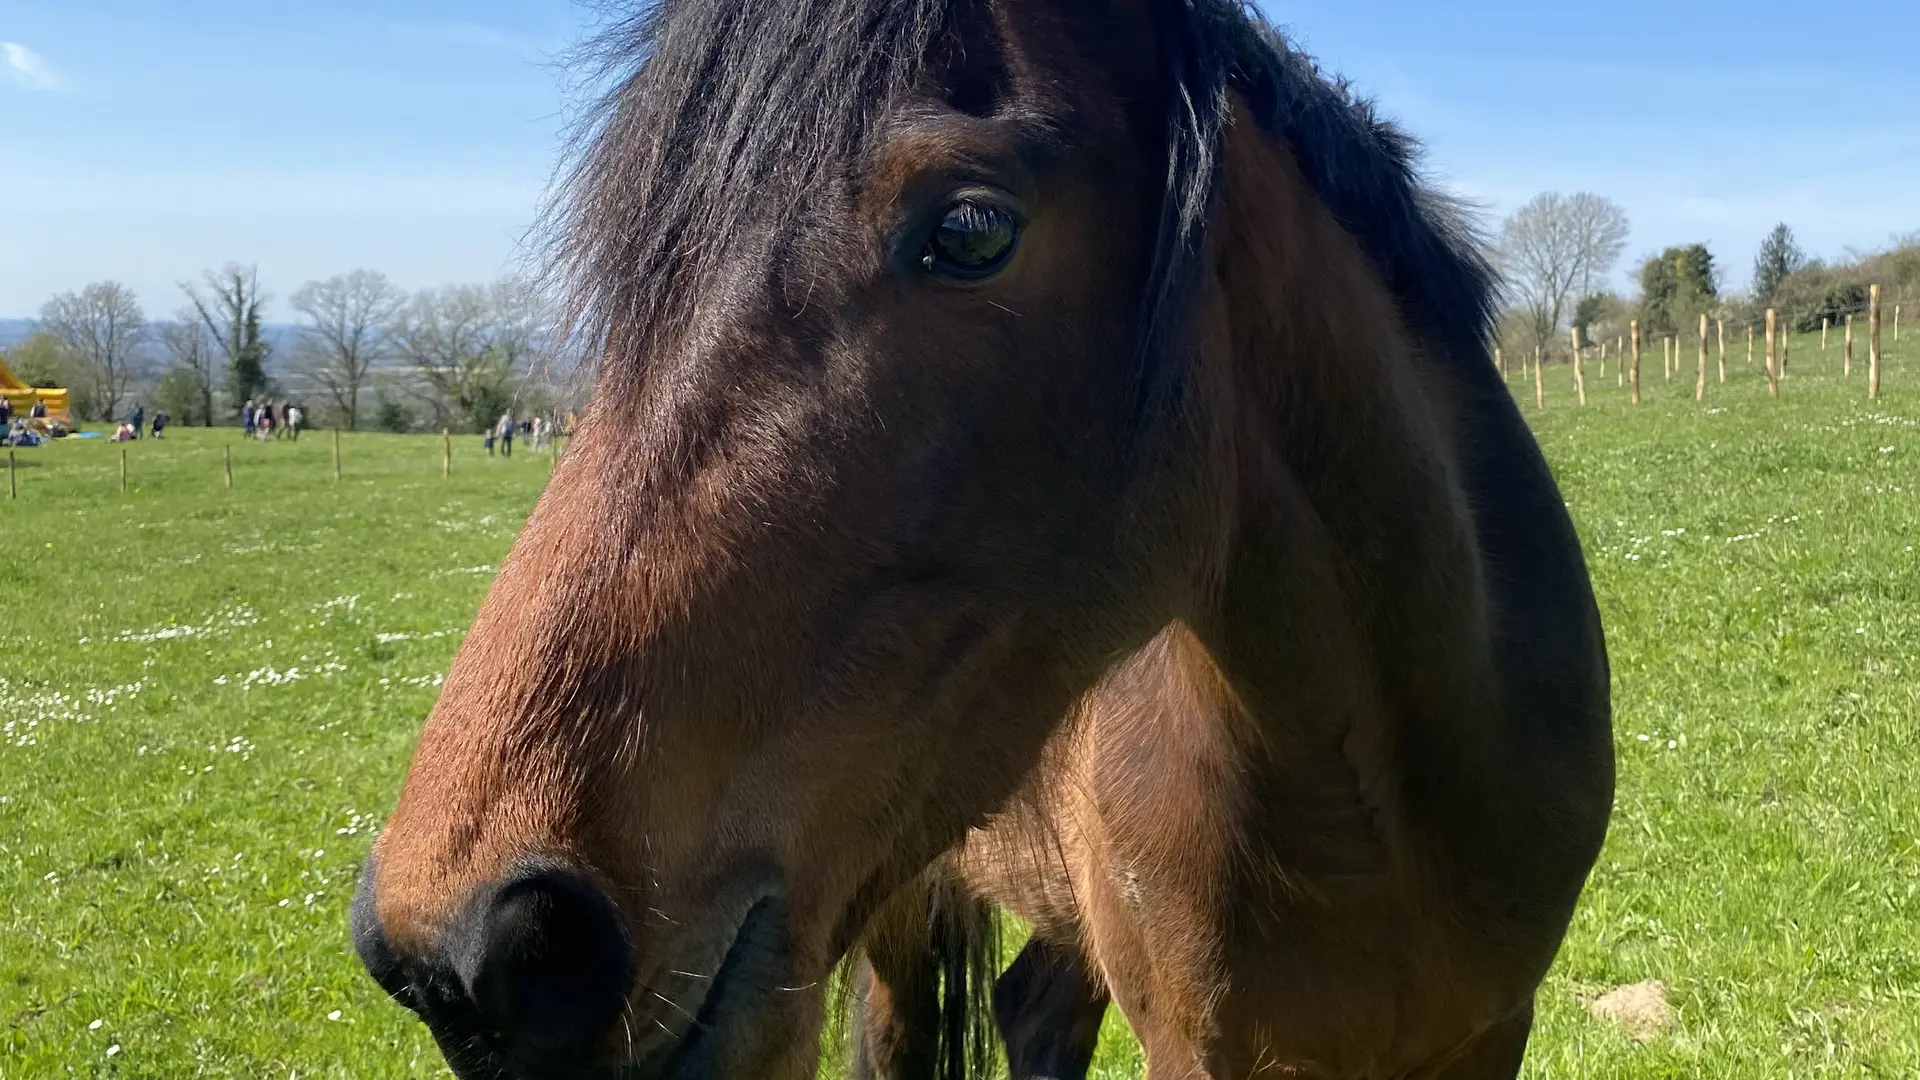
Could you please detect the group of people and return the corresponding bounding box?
[484,412,557,457]
[2,394,71,444]
[242,400,303,441]
[110,402,168,442]
[0,393,48,428]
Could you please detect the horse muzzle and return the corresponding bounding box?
[351,857,794,1080]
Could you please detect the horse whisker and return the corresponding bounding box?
[649,988,699,1023]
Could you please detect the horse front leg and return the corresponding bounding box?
[848,885,945,1080]
[848,870,998,1080]
[994,937,1110,1080]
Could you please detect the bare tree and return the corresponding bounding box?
[1566,193,1630,301]
[386,278,549,431]
[290,270,406,430]
[183,264,272,413]
[38,281,148,420]
[1497,194,1584,351]
[1498,193,1632,353]
[157,316,219,425]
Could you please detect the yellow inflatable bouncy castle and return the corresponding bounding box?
[0,356,70,423]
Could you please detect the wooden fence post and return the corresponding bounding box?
[7,449,14,499]
[1696,314,1708,401]
[1533,345,1544,408]
[1630,320,1642,404]
[1822,315,1831,351]
[1781,319,1790,375]
[1598,339,1607,378]
[1571,327,1587,406]
[1747,323,1754,367]
[332,428,342,482]
[224,445,233,489]
[443,428,452,477]
[1663,334,1672,380]
[120,448,128,493]
[1717,317,1727,383]
[1869,284,1882,399]
[1895,303,1901,343]
[1764,308,1778,397]
[1845,312,1855,377]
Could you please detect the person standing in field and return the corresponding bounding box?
[130,402,144,439]
[496,411,516,458]
[287,404,302,441]
[243,400,256,439]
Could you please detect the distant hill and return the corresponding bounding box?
[0,320,307,367]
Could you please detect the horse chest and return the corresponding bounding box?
[1063,659,1505,1073]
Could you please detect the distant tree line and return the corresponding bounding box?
[1,264,579,433]
[1491,194,1918,362]
[13,218,1913,423]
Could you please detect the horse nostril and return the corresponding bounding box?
[449,866,635,1064]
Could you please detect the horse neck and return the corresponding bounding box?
[1181,107,1501,792]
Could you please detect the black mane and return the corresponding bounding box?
[1212,7,1500,369]
[556,0,1497,378]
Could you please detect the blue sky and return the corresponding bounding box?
[4,0,1917,318]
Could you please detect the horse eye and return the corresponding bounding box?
[920,201,1020,280]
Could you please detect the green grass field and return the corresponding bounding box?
[2,332,1917,1077]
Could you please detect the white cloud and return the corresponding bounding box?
[2,41,61,91]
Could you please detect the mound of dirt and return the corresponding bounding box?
[1584,980,1674,1043]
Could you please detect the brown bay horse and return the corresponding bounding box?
[350,0,1614,1075]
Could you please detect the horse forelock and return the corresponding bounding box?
[551,0,956,380]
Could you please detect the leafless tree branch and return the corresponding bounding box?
[291,269,406,430]
[1497,192,1629,350]
[37,281,149,420]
